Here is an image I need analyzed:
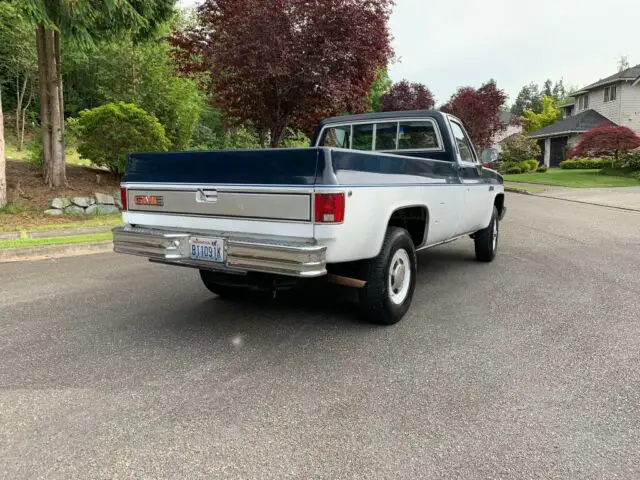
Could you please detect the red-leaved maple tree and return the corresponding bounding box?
[440,80,507,150]
[172,0,394,147]
[569,124,640,159]
[379,80,435,112]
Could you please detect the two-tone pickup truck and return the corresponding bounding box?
[113,110,506,325]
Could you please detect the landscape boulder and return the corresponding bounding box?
[51,197,71,210]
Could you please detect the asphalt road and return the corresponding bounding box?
[1,194,639,479]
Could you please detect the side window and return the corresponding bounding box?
[449,120,476,163]
[352,123,375,151]
[320,126,351,149]
[375,122,398,150]
[398,121,440,150]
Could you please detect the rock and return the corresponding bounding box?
[114,193,123,209]
[64,205,85,215]
[72,197,92,208]
[51,197,71,210]
[94,192,115,205]
[86,204,119,216]
[44,209,63,216]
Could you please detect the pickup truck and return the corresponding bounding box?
[113,110,506,325]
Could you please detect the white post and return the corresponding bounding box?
[544,138,551,167]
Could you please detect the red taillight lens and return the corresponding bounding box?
[314,192,345,224]
[120,187,128,211]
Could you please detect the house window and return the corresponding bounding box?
[604,85,617,103]
[578,95,589,110]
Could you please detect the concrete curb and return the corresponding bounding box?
[507,187,640,213]
[28,225,115,239]
[0,241,114,263]
[505,187,532,195]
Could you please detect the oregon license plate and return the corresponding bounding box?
[189,237,224,263]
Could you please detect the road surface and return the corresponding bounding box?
[1,194,639,479]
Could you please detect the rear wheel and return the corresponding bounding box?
[474,206,499,262]
[358,227,417,326]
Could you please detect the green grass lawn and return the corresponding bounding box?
[505,169,640,188]
[0,231,113,250]
[504,182,547,193]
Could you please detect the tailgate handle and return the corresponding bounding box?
[196,189,218,203]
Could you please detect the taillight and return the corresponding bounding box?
[314,192,345,224]
[120,187,128,211]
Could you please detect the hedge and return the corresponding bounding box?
[559,158,612,170]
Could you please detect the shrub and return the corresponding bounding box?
[516,159,539,172]
[559,158,612,169]
[76,102,170,174]
[619,151,640,171]
[536,164,548,173]
[506,166,522,174]
[500,134,542,164]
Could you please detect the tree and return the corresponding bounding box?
[0,86,5,208]
[172,0,394,147]
[365,67,392,112]
[0,2,37,152]
[21,0,175,187]
[618,55,630,72]
[570,124,640,161]
[440,80,507,150]
[522,95,561,133]
[64,37,202,149]
[511,82,542,116]
[379,80,434,112]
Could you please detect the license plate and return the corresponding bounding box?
[189,237,224,263]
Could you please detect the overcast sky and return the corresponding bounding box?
[177,0,637,106]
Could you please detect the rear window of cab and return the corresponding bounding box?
[319,120,441,152]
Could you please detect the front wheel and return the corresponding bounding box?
[474,206,499,262]
[358,227,417,326]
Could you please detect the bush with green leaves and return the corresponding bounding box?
[516,159,539,172]
[500,134,541,164]
[559,158,612,170]
[619,151,640,171]
[536,164,548,173]
[76,102,169,174]
[506,166,522,175]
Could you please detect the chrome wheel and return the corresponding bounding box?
[388,248,411,305]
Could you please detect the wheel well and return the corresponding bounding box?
[388,206,428,247]
[494,193,505,217]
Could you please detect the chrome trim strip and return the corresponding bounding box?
[112,226,327,278]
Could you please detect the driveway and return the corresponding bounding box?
[1,194,639,479]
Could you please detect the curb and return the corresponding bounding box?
[506,188,640,213]
[0,241,114,263]
[505,187,532,195]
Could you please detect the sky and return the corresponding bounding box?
[177,0,638,106]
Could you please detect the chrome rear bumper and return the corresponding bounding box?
[112,226,327,278]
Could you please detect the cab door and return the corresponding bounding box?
[447,117,492,235]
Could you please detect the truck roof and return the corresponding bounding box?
[316,109,445,128]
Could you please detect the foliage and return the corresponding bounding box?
[172,0,394,147]
[500,133,541,164]
[504,169,640,187]
[76,102,169,174]
[511,79,566,116]
[569,125,640,159]
[64,37,203,150]
[379,80,434,112]
[619,151,640,171]
[282,129,310,148]
[440,80,507,150]
[192,125,262,151]
[365,68,392,112]
[536,164,548,173]
[522,95,561,133]
[516,160,539,172]
[506,166,522,174]
[559,158,614,170]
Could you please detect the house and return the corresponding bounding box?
[480,111,523,163]
[527,64,640,166]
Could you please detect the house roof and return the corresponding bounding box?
[574,64,640,94]
[526,109,616,139]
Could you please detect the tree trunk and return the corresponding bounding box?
[16,75,28,151]
[19,82,33,152]
[36,26,51,175]
[269,125,288,148]
[54,31,65,163]
[43,27,65,187]
[0,87,6,208]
